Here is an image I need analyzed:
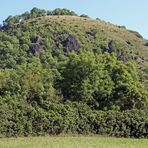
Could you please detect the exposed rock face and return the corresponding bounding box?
[119,53,128,62]
[144,42,148,46]
[108,40,114,53]
[30,44,43,54]
[63,35,81,53]
[30,36,43,54]
[31,36,41,43]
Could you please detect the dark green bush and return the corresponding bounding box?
[47,8,77,16]
[0,99,147,138]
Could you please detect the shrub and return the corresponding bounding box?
[0,99,147,138]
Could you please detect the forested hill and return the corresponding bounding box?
[0,8,148,138]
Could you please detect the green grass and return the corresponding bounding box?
[0,136,147,148]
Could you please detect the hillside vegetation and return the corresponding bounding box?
[0,8,148,138]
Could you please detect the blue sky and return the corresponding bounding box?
[0,0,148,39]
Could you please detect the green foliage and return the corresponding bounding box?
[60,52,147,110]
[0,61,59,107]
[47,8,78,16]
[30,7,46,18]
[2,8,77,28]
[0,100,147,138]
[60,52,113,108]
[3,15,20,27]
[0,8,148,138]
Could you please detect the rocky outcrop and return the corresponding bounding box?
[63,35,81,53]
[108,40,114,53]
[30,44,44,54]
[30,36,43,54]
[144,42,148,46]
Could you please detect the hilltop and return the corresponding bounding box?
[0,8,147,138]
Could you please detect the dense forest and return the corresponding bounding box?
[0,8,148,138]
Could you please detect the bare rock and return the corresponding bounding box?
[63,35,81,53]
[30,44,44,54]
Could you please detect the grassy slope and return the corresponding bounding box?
[33,15,148,63]
[0,136,148,148]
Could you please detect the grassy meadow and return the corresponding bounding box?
[0,136,148,148]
